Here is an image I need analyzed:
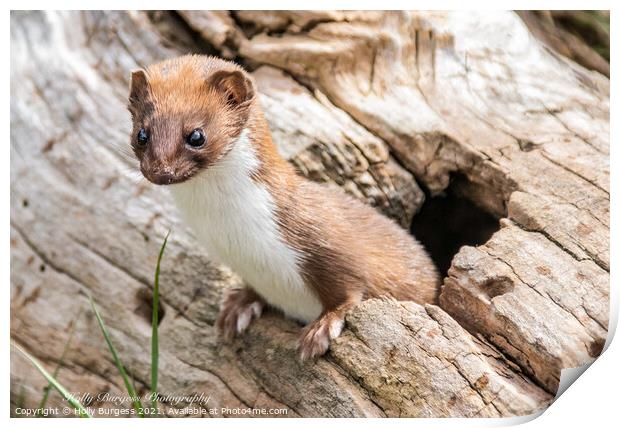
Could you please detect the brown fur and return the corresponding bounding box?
[128,55,441,360]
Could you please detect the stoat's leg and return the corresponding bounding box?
[216,287,265,340]
[297,295,360,361]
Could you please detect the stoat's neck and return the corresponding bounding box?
[169,105,302,250]
[168,121,296,227]
[169,127,261,206]
[243,103,298,187]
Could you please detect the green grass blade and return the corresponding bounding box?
[13,343,91,418]
[151,230,170,414]
[37,309,83,415]
[89,296,144,417]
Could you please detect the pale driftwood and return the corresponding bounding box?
[10,11,608,417]
[517,11,610,78]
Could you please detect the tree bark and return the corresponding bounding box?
[10,11,608,417]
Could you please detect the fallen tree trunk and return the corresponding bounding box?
[10,11,608,417]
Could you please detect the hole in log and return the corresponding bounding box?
[134,288,165,327]
[411,174,500,277]
[480,276,515,299]
[588,338,605,358]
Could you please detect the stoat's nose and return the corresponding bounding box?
[142,163,183,185]
[149,172,176,185]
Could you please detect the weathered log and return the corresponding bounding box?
[518,11,610,77]
[10,10,608,417]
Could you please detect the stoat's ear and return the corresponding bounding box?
[209,69,255,107]
[129,69,148,103]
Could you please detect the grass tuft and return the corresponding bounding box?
[36,309,83,415]
[13,343,91,418]
[150,230,170,415]
[89,296,145,417]
[15,232,171,418]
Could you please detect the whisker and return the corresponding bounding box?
[108,141,139,165]
[116,164,144,184]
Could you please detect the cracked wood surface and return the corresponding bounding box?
[10,10,607,417]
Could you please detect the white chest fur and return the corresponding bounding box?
[169,130,323,324]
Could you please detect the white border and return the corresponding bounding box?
[0,1,617,10]
[5,2,617,426]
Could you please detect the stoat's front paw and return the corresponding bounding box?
[297,312,345,361]
[216,287,265,340]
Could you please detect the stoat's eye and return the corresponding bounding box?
[136,128,149,146]
[186,129,206,148]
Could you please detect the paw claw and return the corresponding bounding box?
[297,313,344,361]
[250,301,263,318]
[236,306,253,333]
[216,287,264,339]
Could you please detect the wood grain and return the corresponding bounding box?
[10,11,608,417]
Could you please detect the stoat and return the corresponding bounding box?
[127,55,440,360]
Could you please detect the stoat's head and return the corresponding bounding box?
[127,55,256,185]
